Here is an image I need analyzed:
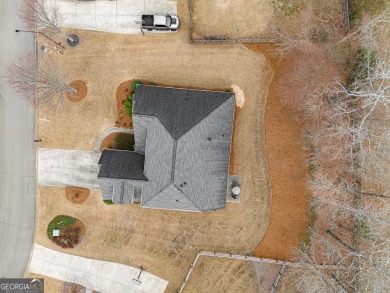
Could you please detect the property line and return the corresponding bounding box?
[269,264,286,293]
[178,251,294,293]
[198,251,294,266]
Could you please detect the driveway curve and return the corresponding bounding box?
[29,244,168,292]
[0,0,36,278]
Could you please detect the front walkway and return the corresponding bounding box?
[29,244,168,293]
[54,0,177,34]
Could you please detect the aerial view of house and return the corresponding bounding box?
[98,85,235,211]
[0,0,388,293]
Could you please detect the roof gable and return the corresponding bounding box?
[142,183,201,212]
[133,85,234,139]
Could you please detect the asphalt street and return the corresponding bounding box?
[0,0,36,278]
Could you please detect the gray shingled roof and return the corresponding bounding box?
[98,86,235,212]
[98,149,148,181]
[133,85,233,139]
[138,91,235,212]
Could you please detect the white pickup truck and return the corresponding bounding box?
[141,14,179,31]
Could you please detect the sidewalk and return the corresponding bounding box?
[54,0,177,34]
[29,244,168,293]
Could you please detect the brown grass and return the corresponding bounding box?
[183,256,258,293]
[65,187,90,204]
[190,0,275,39]
[190,0,344,41]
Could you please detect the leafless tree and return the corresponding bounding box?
[18,0,74,42]
[4,52,76,109]
[289,9,390,292]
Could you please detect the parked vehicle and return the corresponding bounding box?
[141,14,179,31]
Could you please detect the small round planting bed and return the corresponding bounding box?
[65,187,90,204]
[47,215,85,249]
[66,80,87,102]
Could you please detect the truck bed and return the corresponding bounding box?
[142,15,154,27]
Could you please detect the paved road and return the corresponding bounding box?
[30,244,168,293]
[0,0,36,278]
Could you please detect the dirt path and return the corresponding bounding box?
[249,46,309,261]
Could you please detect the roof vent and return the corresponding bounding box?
[207,137,212,141]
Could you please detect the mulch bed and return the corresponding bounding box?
[52,219,85,249]
[65,187,90,204]
[66,80,87,102]
[99,132,118,152]
[115,80,133,128]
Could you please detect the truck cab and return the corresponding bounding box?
[142,14,179,31]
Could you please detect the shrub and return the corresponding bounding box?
[127,93,134,101]
[103,199,113,205]
[131,80,143,92]
[114,133,135,151]
[47,215,76,239]
[124,99,133,116]
[126,106,132,116]
[124,99,132,108]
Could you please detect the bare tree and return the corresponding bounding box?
[289,9,390,292]
[18,0,75,42]
[4,52,76,109]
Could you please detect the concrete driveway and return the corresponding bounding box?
[29,244,168,293]
[55,0,178,34]
[38,148,100,190]
[0,0,36,278]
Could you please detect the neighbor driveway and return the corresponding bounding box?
[55,0,177,34]
[29,244,168,293]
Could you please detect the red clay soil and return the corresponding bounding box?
[65,187,90,204]
[115,81,133,128]
[66,80,87,102]
[247,44,309,261]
